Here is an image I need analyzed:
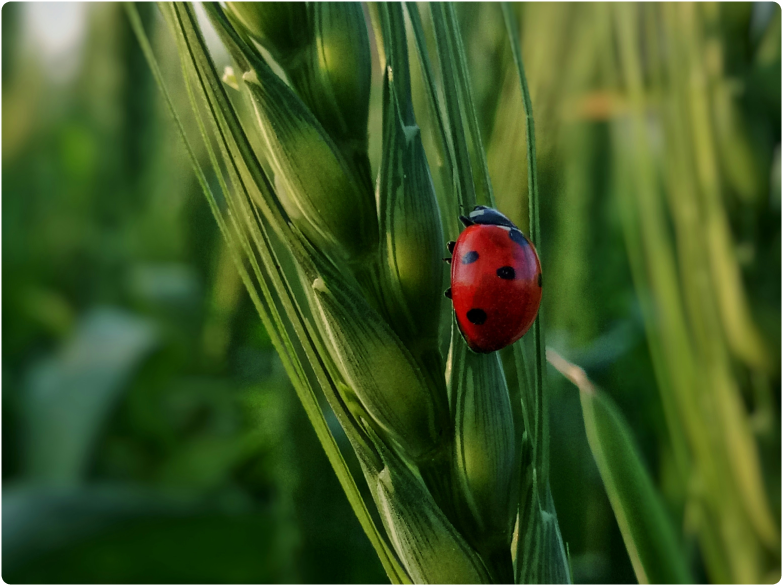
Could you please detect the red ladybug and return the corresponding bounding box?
[444,206,542,353]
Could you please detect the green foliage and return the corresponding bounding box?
[549,349,692,584]
[3,3,385,583]
[4,2,779,584]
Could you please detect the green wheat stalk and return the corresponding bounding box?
[127,2,569,582]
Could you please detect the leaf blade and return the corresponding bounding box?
[548,349,693,584]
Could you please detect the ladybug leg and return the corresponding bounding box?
[443,257,452,264]
[444,288,452,299]
[447,241,456,253]
[459,215,474,227]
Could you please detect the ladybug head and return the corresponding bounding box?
[459,205,518,229]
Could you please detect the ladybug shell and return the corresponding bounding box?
[451,224,542,353]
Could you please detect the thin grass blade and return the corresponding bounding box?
[501,3,550,486]
[501,5,570,582]
[404,2,460,240]
[442,3,494,208]
[548,349,693,584]
[429,3,476,213]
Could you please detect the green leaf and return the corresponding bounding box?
[24,309,157,484]
[548,349,693,584]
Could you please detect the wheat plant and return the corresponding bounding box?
[126,2,572,582]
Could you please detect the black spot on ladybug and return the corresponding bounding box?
[466,308,487,325]
[444,288,452,299]
[497,266,516,280]
[462,251,479,264]
[538,273,542,287]
[509,229,527,247]
[447,241,456,253]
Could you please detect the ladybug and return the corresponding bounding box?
[444,205,542,353]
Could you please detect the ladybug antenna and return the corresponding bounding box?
[459,215,474,227]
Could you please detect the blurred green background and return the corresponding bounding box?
[2,2,780,584]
